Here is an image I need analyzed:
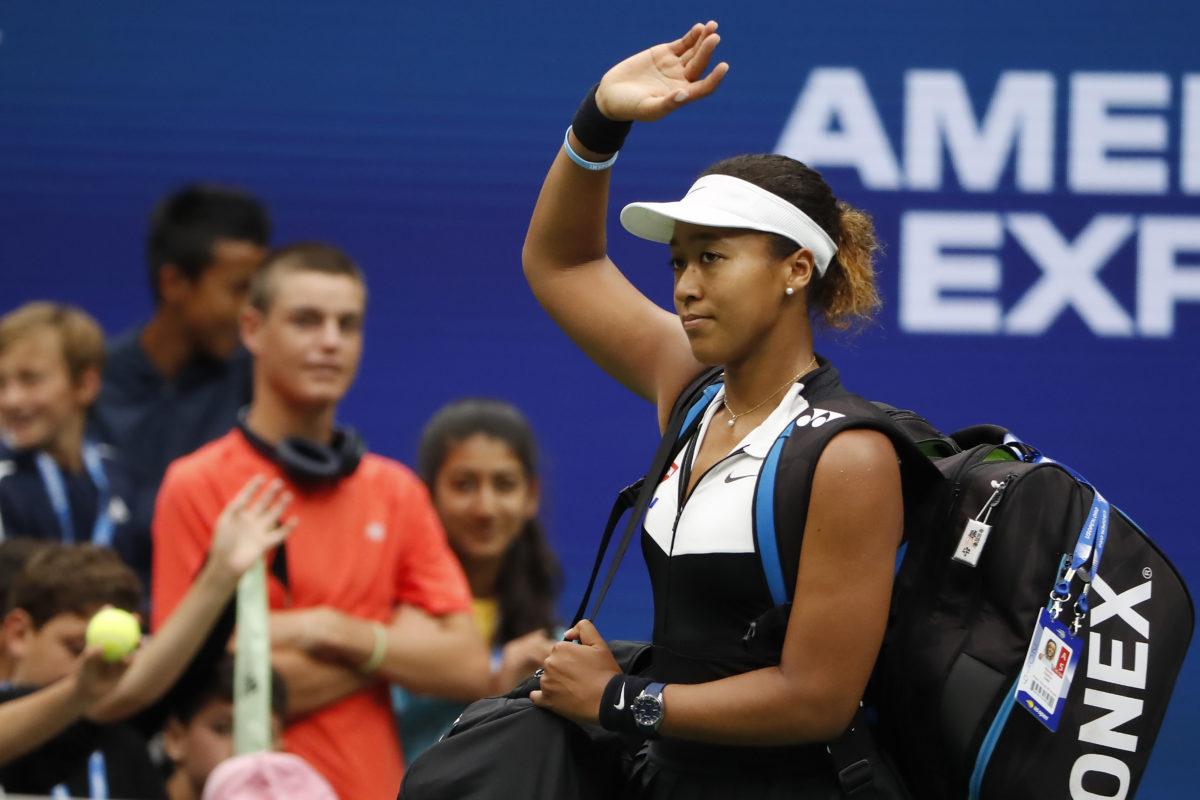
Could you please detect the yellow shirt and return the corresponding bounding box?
[472,596,499,644]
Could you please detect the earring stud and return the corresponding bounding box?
[785,287,795,296]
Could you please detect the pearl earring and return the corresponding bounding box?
[785,287,795,296]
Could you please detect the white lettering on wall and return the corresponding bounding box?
[1004,214,1134,336]
[905,70,1054,192]
[1069,73,1170,194]
[899,214,1200,336]
[899,212,1002,333]
[774,68,902,189]
[1182,75,1200,193]
[1137,217,1200,337]
[777,69,1197,337]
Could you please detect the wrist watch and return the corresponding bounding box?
[630,681,667,734]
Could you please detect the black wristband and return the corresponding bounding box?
[598,673,654,735]
[571,83,633,155]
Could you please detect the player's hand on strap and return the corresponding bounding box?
[530,619,620,725]
[596,20,729,123]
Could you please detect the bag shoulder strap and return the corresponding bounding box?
[753,394,935,799]
[753,395,941,606]
[572,368,724,626]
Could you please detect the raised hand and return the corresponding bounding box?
[596,21,729,123]
[209,475,297,582]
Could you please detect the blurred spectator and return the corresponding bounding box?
[0,477,294,796]
[151,244,489,800]
[91,184,270,522]
[164,657,288,800]
[394,398,562,760]
[0,302,152,589]
[202,752,337,800]
[0,544,163,797]
[0,537,47,682]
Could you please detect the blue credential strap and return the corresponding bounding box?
[35,441,113,546]
[49,750,109,799]
[89,749,109,799]
[1033,454,1109,598]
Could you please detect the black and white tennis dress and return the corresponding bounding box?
[624,361,871,800]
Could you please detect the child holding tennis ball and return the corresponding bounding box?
[0,474,294,797]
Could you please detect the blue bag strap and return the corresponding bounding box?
[754,424,794,607]
[678,382,722,442]
[752,399,937,610]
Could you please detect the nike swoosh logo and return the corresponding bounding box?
[614,683,626,710]
[724,473,756,483]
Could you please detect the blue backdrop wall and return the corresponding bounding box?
[1,2,1196,795]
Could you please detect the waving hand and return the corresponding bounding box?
[597,21,729,123]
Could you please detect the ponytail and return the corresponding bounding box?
[809,202,881,331]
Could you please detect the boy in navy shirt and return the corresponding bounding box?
[0,303,150,588]
[92,185,270,514]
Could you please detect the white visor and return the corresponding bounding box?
[619,174,838,275]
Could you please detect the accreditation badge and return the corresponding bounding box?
[1015,606,1083,732]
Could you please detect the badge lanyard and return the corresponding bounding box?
[1037,454,1109,630]
[48,749,107,799]
[1013,452,1111,733]
[35,441,114,547]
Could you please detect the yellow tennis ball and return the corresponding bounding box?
[85,607,141,662]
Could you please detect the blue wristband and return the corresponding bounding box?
[563,127,619,171]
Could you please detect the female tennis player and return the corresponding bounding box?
[523,21,905,799]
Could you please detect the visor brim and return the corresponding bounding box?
[620,201,784,245]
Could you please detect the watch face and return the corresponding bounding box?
[631,693,663,728]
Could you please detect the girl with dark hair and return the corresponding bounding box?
[521,22,905,799]
[394,398,562,760]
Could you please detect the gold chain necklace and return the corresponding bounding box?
[722,354,818,428]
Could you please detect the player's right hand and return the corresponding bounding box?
[596,21,729,124]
